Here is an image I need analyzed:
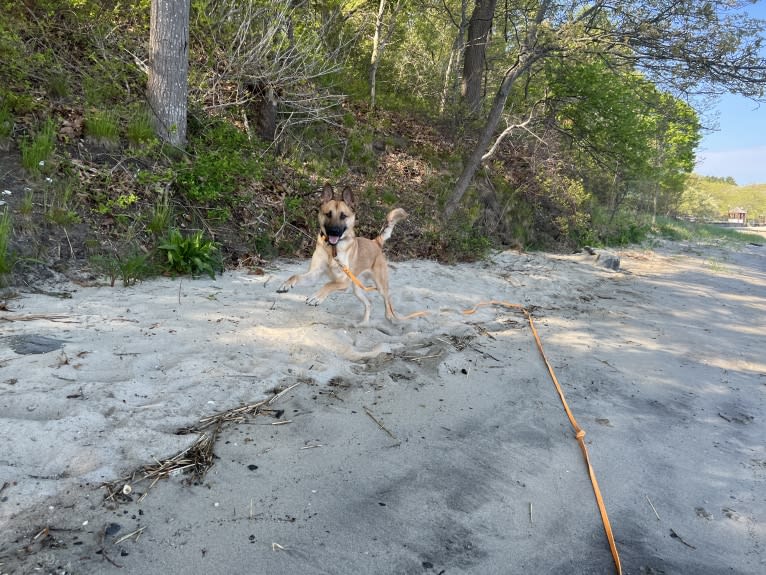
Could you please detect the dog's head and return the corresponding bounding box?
[319,183,356,246]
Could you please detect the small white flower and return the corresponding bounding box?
[45,177,53,183]
[38,160,45,167]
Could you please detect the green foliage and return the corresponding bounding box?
[20,119,56,175]
[0,207,12,282]
[85,110,120,145]
[91,248,155,287]
[652,216,766,245]
[437,220,492,262]
[605,219,650,246]
[586,206,651,247]
[19,189,34,217]
[94,192,138,215]
[126,109,155,147]
[547,57,700,216]
[158,228,221,278]
[678,177,721,220]
[176,120,265,204]
[43,174,81,227]
[176,150,247,203]
[83,74,124,107]
[0,90,37,116]
[683,175,766,221]
[345,130,377,174]
[147,192,173,236]
[0,103,12,139]
[46,70,70,99]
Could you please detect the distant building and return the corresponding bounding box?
[727,207,747,225]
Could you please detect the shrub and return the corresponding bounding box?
[91,249,154,287]
[157,228,221,279]
[176,119,266,204]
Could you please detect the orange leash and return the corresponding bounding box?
[463,301,622,574]
[337,268,622,573]
[335,259,378,292]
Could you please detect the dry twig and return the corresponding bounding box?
[103,382,303,503]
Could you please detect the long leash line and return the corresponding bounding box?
[463,301,622,575]
[335,261,622,573]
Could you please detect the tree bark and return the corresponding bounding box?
[445,2,549,219]
[440,0,468,115]
[461,0,498,117]
[147,0,190,146]
[370,0,402,110]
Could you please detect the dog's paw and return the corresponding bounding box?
[276,284,289,293]
[306,294,324,306]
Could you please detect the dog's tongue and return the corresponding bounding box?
[328,235,340,245]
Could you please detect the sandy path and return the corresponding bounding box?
[1,240,764,574]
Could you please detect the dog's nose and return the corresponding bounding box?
[325,225,345,238]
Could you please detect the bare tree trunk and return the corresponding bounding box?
[147,0,190,146]
[370,0,402,110]
[461,0,498,117]
[440,0,468,115]
[445,2,549,219]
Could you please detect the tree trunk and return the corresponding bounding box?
[445,59,532,218]
[440,0,469,115]
[445,2,550,219]
[147,0,190,146]
[461,0,498,117]
[370,0,402,110]
[370,0,386,110]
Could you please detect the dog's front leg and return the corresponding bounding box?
[306,279,350,307]
[277,250,327,293]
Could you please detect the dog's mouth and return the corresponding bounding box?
[324,226,345,245]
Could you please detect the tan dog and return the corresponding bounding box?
[277,183,407,323]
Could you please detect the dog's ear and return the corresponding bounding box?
[321,183,334,203]
[341,186,354,207]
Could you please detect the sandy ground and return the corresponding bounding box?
[0,239,764,574]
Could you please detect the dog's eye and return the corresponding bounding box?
[340,212,347,220]
[325,211,332,218]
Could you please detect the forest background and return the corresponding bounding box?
[1,0,765,285]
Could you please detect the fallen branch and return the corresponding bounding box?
[103,382,304,504]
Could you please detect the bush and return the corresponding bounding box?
[175,120,265,204]
[157,228,221,278]
[91,248,155,287]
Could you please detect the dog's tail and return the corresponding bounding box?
[375,208,408,247]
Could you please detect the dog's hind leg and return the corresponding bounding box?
[370,257,396,322]
[379,285,396,322]
[351,282,372,323]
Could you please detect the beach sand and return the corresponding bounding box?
[1,240,764,574]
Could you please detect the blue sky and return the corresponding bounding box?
[694,2,766,185]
